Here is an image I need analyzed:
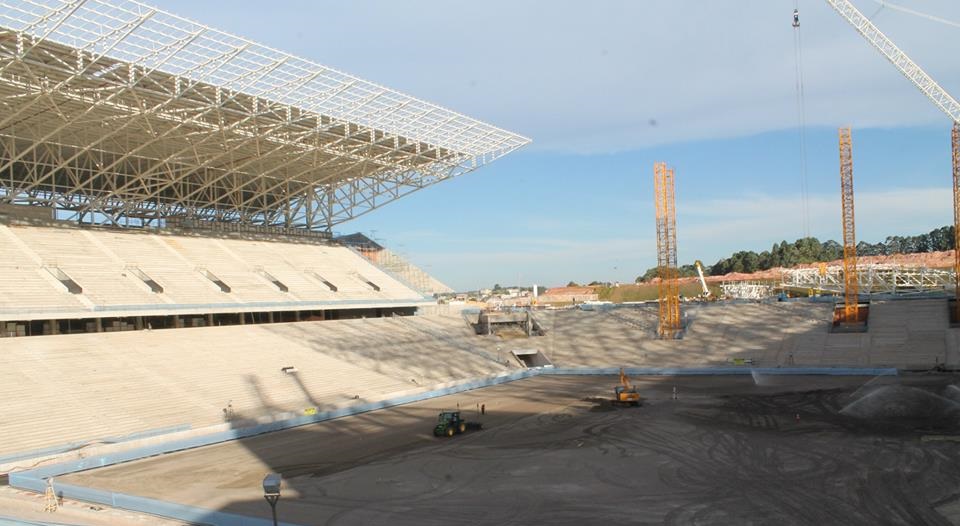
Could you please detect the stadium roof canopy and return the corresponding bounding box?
[0,0,529,230]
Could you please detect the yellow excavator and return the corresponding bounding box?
[613,368,642,406]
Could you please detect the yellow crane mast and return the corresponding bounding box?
[654,162,681,338]
[823,0,960,322]
[838,127,859,324]
[953,123,960,318]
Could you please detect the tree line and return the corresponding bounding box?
[636,225,954,282]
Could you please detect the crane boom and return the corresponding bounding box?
[823,0,960,123]
[822,1,960,318]
[694,260,710,298]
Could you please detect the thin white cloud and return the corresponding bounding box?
[153,0,960,154]
[679,187,952,257]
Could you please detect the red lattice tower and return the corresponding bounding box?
[654,162,681,338]
[838,127,859,323]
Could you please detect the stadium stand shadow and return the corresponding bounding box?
[69,374,960,526]
[69,389,569,525]
[7,300,958,524]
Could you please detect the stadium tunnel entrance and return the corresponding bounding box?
[475,309,546,337]
[511,348,553,368]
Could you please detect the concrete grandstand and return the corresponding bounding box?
[0,220,437,336]
[0,0,527,339]
[0,1,958,525]
[0,0,530,518]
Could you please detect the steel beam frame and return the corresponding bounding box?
[654,161,681,338]
[720,282,775,300]
[824,0,960,123]
[953,123,960,313]
[0,0,529,230]
[782,264,955,295]
[838,127,859,322]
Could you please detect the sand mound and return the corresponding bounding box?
[840,385,960,426]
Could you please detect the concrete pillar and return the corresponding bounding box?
[95,318,103,333]
[207,313,214,327]
[50,319,59,335]
[135,316,143,330]
[173,316,182,329]
[294,310,301,322]
[239,313,246,325]
[268,311,274,323]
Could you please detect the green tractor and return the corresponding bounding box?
[433,410,481,437]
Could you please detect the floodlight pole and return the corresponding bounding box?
[262,473,282,526]
[264,493,279,526]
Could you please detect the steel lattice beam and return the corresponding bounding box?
[782,264,955,295]
[838,127,859,323]
[720,282,776,300]
[824,0,960,124]
[954,123,960,313]
[0,0,530,231]
[654,161,681,338]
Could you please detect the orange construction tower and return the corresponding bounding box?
[838,127,859,324]
[953,122,960,316]
[654,162,681,338]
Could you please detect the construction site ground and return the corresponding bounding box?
[595,249,956,295]
[60,374,960,525]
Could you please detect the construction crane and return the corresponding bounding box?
[838,127,859,324]
[822,0,959,124]
[820,0,960,314]
[654,162,681,338]
[694,260,711,299]
[954,122,960,319]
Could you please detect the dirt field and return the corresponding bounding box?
[64,375,960,526]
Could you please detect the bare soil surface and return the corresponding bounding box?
[63,375,960,526]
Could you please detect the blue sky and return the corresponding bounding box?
[149,1,959,290]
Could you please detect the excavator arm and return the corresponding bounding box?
[614,368,641,406]
[820,0,960,312]
[694,260,710,298]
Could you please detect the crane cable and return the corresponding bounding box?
[867,0,960,29]
[792,2,811,238]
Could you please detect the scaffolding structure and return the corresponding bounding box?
[720,281,776,300]
[953,122,960,316]
[838,127,859,322]
[782,264,954,295]
[0,0,529,231]
[653,162,681,338]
